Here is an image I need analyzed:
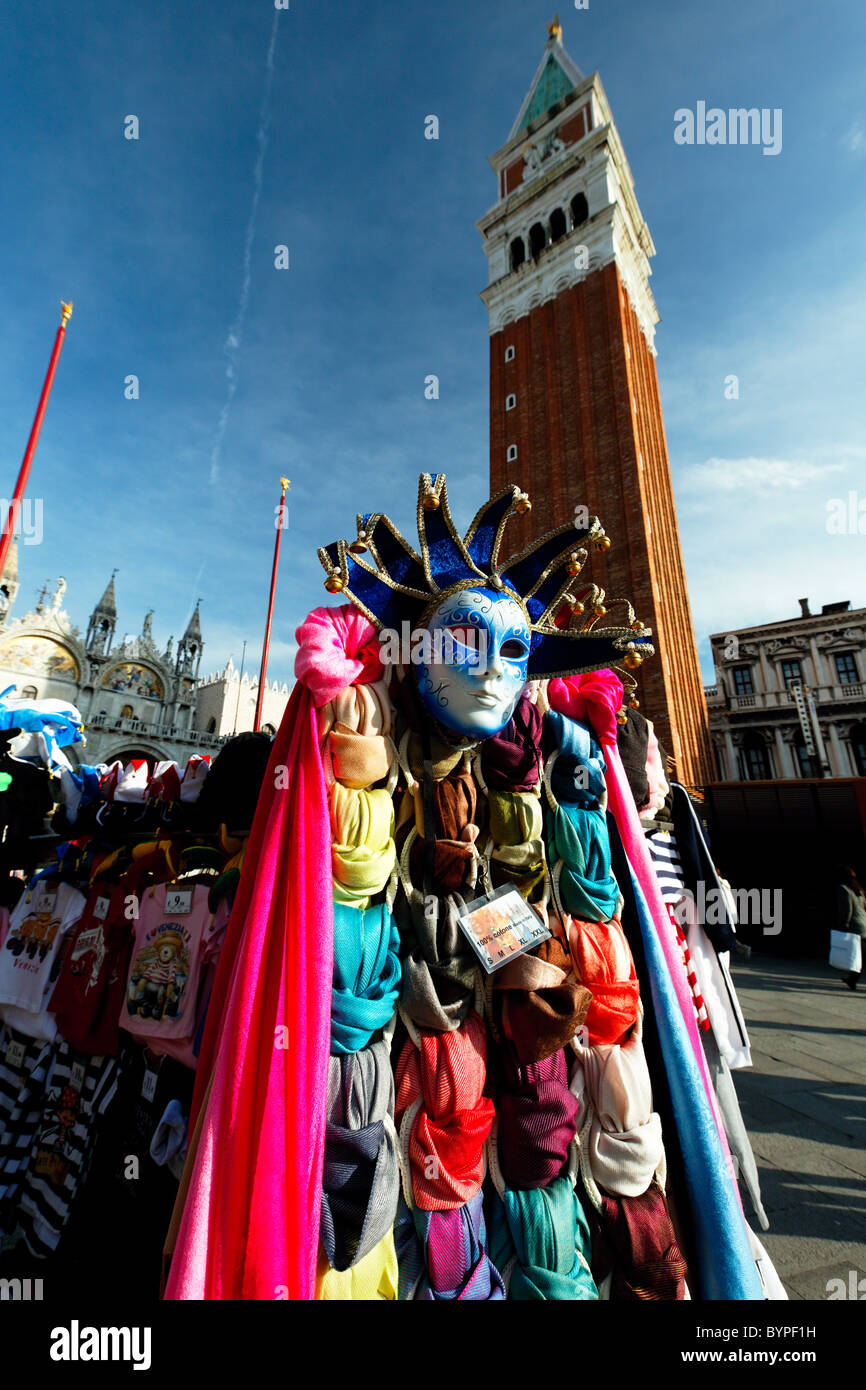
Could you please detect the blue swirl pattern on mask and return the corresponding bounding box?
[415,587,530,738]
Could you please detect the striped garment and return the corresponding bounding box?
[138,956,177,988]
[646,831,710,1032]
[0,1023,55,1236]
[644,829,686,905]
[16,1041,118,1258]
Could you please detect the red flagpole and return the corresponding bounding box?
[254,476,290,732]
[0,301,73,578]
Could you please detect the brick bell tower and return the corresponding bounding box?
[478,19,714,787]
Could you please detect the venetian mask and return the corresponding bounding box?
[414,587,531,738]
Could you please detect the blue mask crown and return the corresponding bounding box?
[318,474,653,682]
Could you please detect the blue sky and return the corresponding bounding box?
[0,0,863,688]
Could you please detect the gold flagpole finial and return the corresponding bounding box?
[548,14,563,42]
[60,301,73,325]
[280,476,291,491]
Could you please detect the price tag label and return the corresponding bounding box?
[457,884,550,974]
[5,1039,26,1069]
[93,895,111,921]
[141,1069,158,1103]
[164,888,193,916]
[70,1060,86,1092]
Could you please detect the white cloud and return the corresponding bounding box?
[841,119,866,154]
[679,455,845,494]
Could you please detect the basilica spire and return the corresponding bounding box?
[176,599,204,681]
[86,569,118,656]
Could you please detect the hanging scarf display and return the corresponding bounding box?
[495,935,592,1063]
[566,916,641,1047]
[547,804,620,922]
[397,890,479,1033]
[488,1175,598,1301]
[592,1184,687,1301]
[330,903,402,1055]
[320,1042,400,1271]
[408,1191,506,1300]
[495,1047,578,1189]
[480,697,543,792]
[161,471,769,1305]
[330,783,396,907]
[394,1013,495,1211]
[573,1018,665,1198]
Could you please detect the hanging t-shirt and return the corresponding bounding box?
[145,895,230,1069]
[120,884,218,1044]
[0,1022,56,1240]
[0,882,86,1041]
[111,1042,195,1191]
[17,1040,118,1258]
[49,884,133,1056]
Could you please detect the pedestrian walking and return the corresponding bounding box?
[833,865,866,990]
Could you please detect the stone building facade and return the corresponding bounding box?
[196,660,290,739]
[704,598,866,780]
[0,552,290,768]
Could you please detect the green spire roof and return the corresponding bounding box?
[517,53,576,132]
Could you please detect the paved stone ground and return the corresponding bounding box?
[730,952,866,1300]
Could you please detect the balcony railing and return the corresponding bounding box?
[86,713,227,749]
[713,683,865,713]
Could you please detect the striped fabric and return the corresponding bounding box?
[644,829,686,905]
[17,1042,118,1258]
[647,833,710,1032]
[0,1023,55,1231]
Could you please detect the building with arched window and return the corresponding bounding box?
[705,598,866,779]
[0,567,290,769]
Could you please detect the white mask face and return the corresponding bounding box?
[414,588,531,737]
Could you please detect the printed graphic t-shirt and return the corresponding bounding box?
[0,882,86,1040]
[49,884,133,1056]
[120,883,218,1044]
[17,1040,119,1258]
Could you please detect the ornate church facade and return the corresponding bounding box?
[0,547,289,768]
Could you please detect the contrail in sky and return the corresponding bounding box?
[209,11,280,484]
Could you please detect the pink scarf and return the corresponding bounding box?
[165,605,381,1300]
[548,671,741,1194]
